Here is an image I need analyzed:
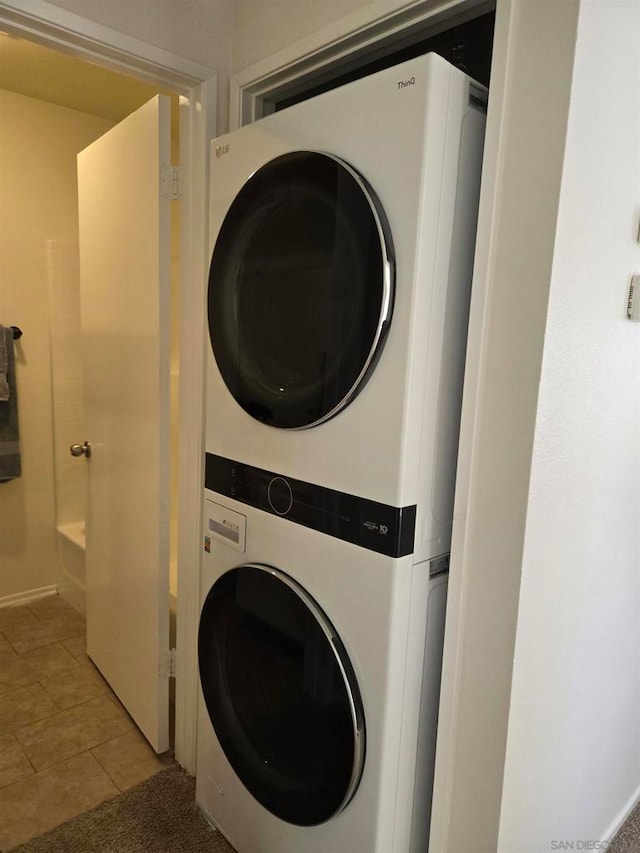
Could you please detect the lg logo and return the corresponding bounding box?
[215,144,230,159]
[380,524,389,535]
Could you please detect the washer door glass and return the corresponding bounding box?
[208,151,394,429]
[198,564,366,826]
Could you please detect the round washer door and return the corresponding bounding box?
[208,151,394,429]
[198,564,366,826]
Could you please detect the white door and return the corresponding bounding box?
[77,95,172,753]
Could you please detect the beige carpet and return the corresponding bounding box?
[10,762,637,853]
[608,800,640,853]
[9,766,236,853]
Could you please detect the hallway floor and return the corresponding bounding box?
[0,595,169,851]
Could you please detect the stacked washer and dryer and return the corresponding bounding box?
[197,53,486,853]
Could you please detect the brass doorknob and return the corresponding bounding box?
[70,441,91,458]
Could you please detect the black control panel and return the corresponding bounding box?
[205,453,416,558]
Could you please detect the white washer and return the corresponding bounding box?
[198,502,448,853]
[198,53,485,853]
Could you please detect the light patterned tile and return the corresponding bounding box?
[3,614,85,654]
[0,733,34,788]
[91,728,166,791]
[61,635,90,665]
[0,651,39,695]
[15,694,133,771]
[27,595,80,622]
[41,663,109,710]
[0,606,37,632]
[0,683,59,733]
[0,751,118,850]
[37,611,86,633]
[105,690,134,724]
[20,642,80,681]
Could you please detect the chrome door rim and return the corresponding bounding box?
[208,150,395,430]
[199,561,367,822]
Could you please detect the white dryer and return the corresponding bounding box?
[198,52,485,853]
[204,51,485,563]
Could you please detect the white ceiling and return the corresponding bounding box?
[0,30,178,125]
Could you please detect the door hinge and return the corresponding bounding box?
[160,648,177,678]
[160,164,182,200]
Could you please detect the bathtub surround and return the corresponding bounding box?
[47,242,85,530]
[47,242,87,614]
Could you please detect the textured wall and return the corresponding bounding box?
[232,0,367,72]
[0,89,112,599]
[44,0,232,71]
[429,2,582,850]
[499,0,640,848]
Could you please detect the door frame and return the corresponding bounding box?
[229,0,494,129]
[0,0,217,775]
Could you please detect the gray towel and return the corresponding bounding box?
[0,324,9,401]
[0,326,21,482]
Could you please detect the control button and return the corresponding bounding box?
[267,477,293,515]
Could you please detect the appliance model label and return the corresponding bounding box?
[363,520,390,535]
[206,500,247,553]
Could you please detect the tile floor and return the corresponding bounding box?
[0,595,169,851]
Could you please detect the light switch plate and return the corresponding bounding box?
[628,275,640,321]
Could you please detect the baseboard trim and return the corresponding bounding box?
[602,782,640,844]
[0,585,58,609]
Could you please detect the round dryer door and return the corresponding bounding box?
[198,564,366,826]
[208,151,394,429]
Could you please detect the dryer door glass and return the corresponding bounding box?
[198,564,366,826]
[208,151,394,429]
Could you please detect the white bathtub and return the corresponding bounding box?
[56,521,86,616]
[56,521,178,634]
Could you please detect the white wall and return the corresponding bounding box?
[430,2,582,850]
[498,1,640,849]
[44,0,233,72]
[0,89,112,601]
[43,0,232,128]
[232,0,368,71]
[230,0,482,75]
